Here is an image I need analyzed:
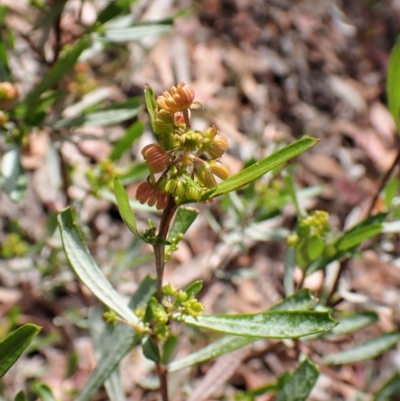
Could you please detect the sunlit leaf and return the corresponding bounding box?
[57,207,139,325]
[51,98,140,129]
[0,324,41,378]
[336,224,383,251]
[199,137,318,200]
[387,38,400,130]
[76,276,156,401]
[178,310,335,338]
[98,24,172,43]
[324,332,400,365]
[270,289,317,311]
[168,289,322,372]
[88,308,126,401]
[329,311,378,336]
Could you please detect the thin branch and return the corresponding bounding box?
[365,144,400,217]
[154,196,177,301]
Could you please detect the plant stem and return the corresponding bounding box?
[154,196,178,301]
[365,145,400,217]
[155,362,169,401]
[153,197,177,401]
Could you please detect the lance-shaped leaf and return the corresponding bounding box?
[98,24,172,43]
[374,372,400,401]
[76,276,156,401]
[109,121,145,162]
[88,308,126,401]
[113,178,141,238]
[387,38,400,130]
[57,207,139,325]
[0,324,41,378]
[50,98,141,129]
[177,310,335,339]
[31,383,57,401]
[144,84,158,133]
[1,144,26,201]
[24,37,91,106]
[168,289,321,372]
[276,359,319,401]
[113,178,168,245]
[329,311,378,336]
[324,332,400,365]
[200,137,318,200]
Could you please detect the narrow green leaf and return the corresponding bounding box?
[374,372,400,401]
[88,308,126,401]
[184,280,203,297]
[306,235,324,260]
[144,83,157,133]
[336,223,383,251]
[57,207,139,325]
[0,41,11,81]
[329,311,378,336]
[275,359,319,401]
[51,98,140,129]
[25,37,91,105]
[270,289,317,311]
[162,335,178,364]
[109,121,145,161]
[178,310,336,338]
[200,137,318,200]
[95,0,132,26]
[168,289,321,372]
[142,336,161,363]
[387,38,400,129]
[324,332,400,365]
[0,324,41,378]
[99,24,172,43]
[168,335,253,373]
[31,383,56,401]
[113,177,140,237]
[167,206,199,241]
[1,144,26,201]
[76,276,156,401]
[14,391,28,401]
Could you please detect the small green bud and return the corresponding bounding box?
[163,283,177,296]
[182,298,204,317]
[103,310,118,324]
[287,233,300,247]
[176,290,188,303]
[154,322,169,341]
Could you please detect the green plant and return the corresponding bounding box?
[57,82,338,401]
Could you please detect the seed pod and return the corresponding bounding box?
[185,186,202,202]
[207,134,229,159]
[197,163,217,189]
[209,161,230,180]
[141,143,170,173]
[157,82,195,113]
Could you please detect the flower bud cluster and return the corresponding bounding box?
[136,82,230,208]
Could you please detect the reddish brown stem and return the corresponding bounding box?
[154,196,177,301]
[365,145,400,217]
